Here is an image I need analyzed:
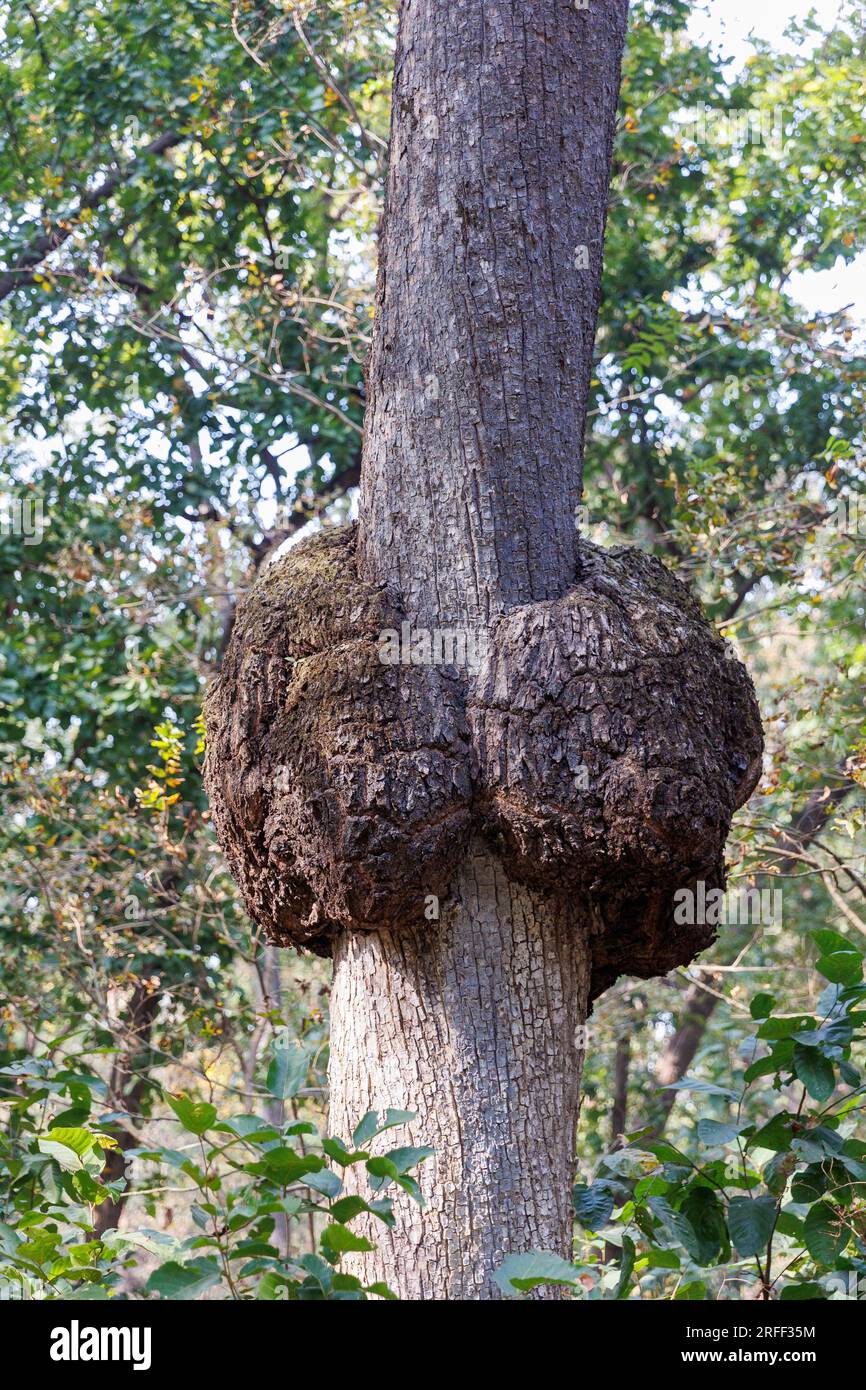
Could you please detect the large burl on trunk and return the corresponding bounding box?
[205,0,763,1298]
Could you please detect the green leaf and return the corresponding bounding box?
[616,1234,636,1299]
[304,1168,342,1199]
[37,1127,109,1175]
[791,1125,844,1163]
[350,1109,415,1148]
[774,1210,804,1240]
[572,1181,615,1230]
[743,1053,779,1084]
[266,1035,309,1101]
[492,1250,582,1297]
[648,1198,703,1263]
[381,1146,433,1175]
[675,1281,707,1300]
[658,1080,736,1099]
[803,1202,851,1265]
[165,1094,217,1136]
[757,1016,808,1040]
[682,1188,729,1266]
[763,1151,796,1197]
[214,1114,281,1141]
[146,1258,221,1300]
[696,1119,741,1146]
[320,1223,375,1256]
[363,1281,398,1301]
[377,1108,416,1133]
[750,993,775,1019]
[780,1282,827,1301]
[815,952,862,987]
[793,1042,836,1101]
[749,1112,794,1153]
[322,1136,368,1167]
[811,929,863,958]
[329,1196,372,1224]
[792,1165,829,1203]
[643,1248,681,1270]
[351,1113,380,1147]
[727,1196,777,1258]
[247,1149,323,1184]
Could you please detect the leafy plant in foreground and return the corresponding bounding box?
[0,1041,431,1301]
[497,929,866,1300]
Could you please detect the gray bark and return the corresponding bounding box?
[329,839,589,1299]
[333,0,629,1297]
[358,0,631,627]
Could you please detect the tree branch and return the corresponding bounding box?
[0,130,184,302]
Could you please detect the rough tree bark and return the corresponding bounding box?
[205,0,763,1301]
[336,1,628,1295]
[329,843,589,1297]
[357,0,630,629]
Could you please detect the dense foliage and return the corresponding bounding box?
[0,0,864,1299]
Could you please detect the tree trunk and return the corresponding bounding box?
[610,1034,631,1148]
[204,0,759,1299]
[321,0,631,1297]
[358,0,630,624]
[329,839,590,1299]
[93,982,160,1237]
[327,0,630,1298]
[645,980,719,1141]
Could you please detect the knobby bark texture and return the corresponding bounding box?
[206,525,761,984]
[205,0,764,1299]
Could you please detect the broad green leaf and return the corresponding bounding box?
[750,993,775,1019]
[803,1202,851,1265]
[572,1181,615,1230]
[616,1234,636,1299]
[748,1112,794,1153]
[320,1223,375,1256]
[165,1094,217,1136]
[304,1168,343,1199]
[146,1258,221,1300]
[815,952,862,987]
[696,1119,741,1146]
[266,1035,309,1101]
[727,1196,777,1258]
[37,1127,109,1175]
[493,1250,582,1297]
[675,1281,707,1300]
[658,1080,736,1099]
[352,1112,381,1147]
[682,1187,729,1266]
[322,1136,369,1167]
[812,929,863,958]
[793,1042,836,1101]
